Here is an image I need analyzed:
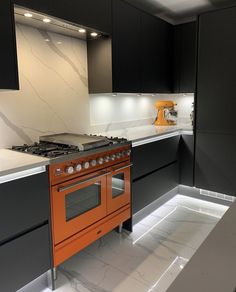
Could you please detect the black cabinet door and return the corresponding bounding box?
[14,0,53,14]
[195,133,236,196]
[0,224,50,292]
[0,171,49,243]
[196,7,236,135]
[132,136,180,180]
[141,12,173,93]
[174,22,196,93]
[0,0,19,89]
[133,163,178,214]
[179,135,194,186]
[112,0,141,93]
[51,0,112,33]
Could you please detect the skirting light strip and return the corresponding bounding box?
[133,207,178,244]
[179,205,222,219]
[0,166,46,184]
[147,256,189,292]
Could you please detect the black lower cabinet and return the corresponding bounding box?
[195,133,236,196]
[133,163,178,214]
[0,171,49,243]
[0,224,50,292]
[132,136,180,180]
[179,135,194,186]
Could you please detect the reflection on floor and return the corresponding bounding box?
[49,195,228,292]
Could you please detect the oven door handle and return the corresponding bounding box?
[112,163,133,173]
[58,171,111,193]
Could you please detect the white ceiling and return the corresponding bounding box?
[126,0,236,24]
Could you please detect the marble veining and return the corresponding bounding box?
[52,195,228,292]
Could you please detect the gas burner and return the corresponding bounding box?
[12,142,79,158]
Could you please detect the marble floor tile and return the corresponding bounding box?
[53,195,228,292]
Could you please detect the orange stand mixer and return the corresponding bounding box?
[154,101,178,126]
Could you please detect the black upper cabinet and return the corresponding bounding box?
[112,0,141,93]
[14,0,53,14]
[88,0,173,93]
[0,1,19,89]
[173,22,196,93]
[196,7,236,135]
[51,0,112,33]
[15,0,111,33]
[141,12,173,93]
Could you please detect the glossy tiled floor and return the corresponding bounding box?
[49,195,228,292]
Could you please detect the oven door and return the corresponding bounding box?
[107,162,131,215]
[51,170,108,245]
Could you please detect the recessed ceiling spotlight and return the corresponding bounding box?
[79,28,86,33]
[24,13,33,18]
[43,18,51,23]
[57,41,62,45]
[44,39,50,42]
[90,32,98,37]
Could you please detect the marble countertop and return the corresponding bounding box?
[167,199,236,292]
[0,149,49,178]
[99,124,193,146]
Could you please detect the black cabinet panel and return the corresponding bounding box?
[196,7,236,134]
[112,0,141,93]
[179,135,194,186]
[195,133,236,196]
[0,1,19,89]
[141,12,173,93]
[174,22,196,93]
[132,136,180,180]
[14,0,53,14]
[0,171,49,243]
[51,0,112,33]
[0,224,50,292]
[133,163,178,214]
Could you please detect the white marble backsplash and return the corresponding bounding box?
[0,22,194,148]
[0,23,90,148]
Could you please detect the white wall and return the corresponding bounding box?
[0,23,194,148]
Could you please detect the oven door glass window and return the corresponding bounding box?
[112,173,125,198]
[65,182,101,221]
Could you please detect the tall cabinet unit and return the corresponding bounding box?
[195,7,236,196]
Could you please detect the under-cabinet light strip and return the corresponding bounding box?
[0,166,46,184]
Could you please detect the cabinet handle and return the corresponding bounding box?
[97,230,102,235]
[112,164,133,173]
[58,171,111,192]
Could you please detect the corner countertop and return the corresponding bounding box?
[98,124,193,147]
[0,149,50,178]
[167,199,236,292]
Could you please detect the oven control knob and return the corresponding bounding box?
[104,155,110,163]
[65,166,74,175]
[116,152,121,159]
[90,159,97,167]
[75,163,82,172]
[97,157,104,165]
[110,154,116,161]
[83,161,90,169]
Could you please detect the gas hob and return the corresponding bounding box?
[12,133,129,158]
